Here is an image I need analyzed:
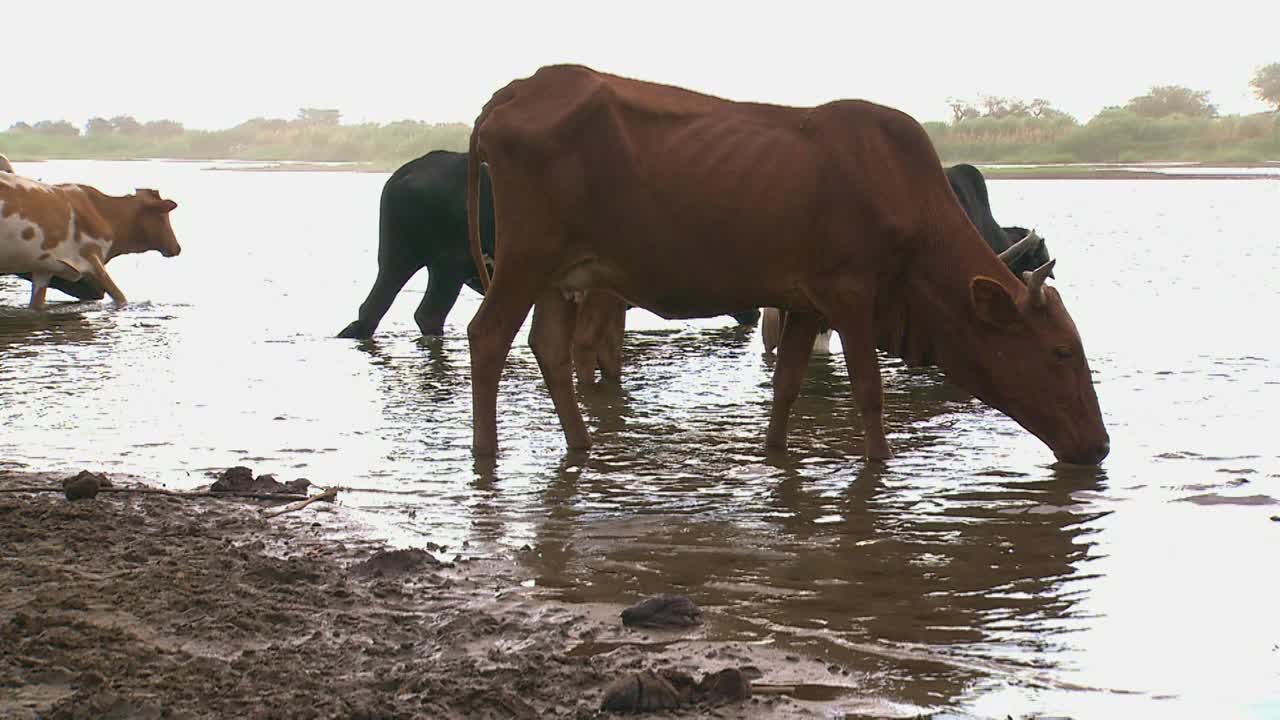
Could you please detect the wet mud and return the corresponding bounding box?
[0,472,862,719]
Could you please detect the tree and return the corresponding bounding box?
[32,120,79,136]
[110,115,144,136]
[85,117,114,136]
[143,120,185,137]
[1124,85,1217,118]
[946,97,980,124]
[1251,62,1280,112]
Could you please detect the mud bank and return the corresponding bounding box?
[0,472,867,720]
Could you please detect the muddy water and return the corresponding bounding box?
[2,160,1278,718]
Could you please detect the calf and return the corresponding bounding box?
[0,175,181,309]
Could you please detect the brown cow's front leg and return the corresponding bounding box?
[530,289,591,450]
[87,254,127,306]
[467,277,540,457]
[838,316,891,461]
[765,310,821,449]
[28,272,51,310]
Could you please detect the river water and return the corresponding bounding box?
[2,160,1277,719]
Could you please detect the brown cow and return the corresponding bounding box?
[465,65,1109,465]
[1,174,181,309]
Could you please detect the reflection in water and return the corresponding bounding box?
[3,162,1278,719]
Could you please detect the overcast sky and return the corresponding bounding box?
[5,1,1277,131]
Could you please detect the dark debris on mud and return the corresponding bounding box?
[0,474,817,719]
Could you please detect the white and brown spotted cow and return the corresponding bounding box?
[0,174,180,309]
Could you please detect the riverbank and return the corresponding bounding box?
[0,470,872,720]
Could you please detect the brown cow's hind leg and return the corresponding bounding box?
[597,296,625,383]
[530,289,591,450]
[467,276,541,456]
[765,311,821,449]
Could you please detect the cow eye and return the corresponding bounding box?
[1053,346,1074,361]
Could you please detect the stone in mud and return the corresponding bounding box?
[350,548,441,578]
[620,594,703,628]
[697,667,752,703]
[63,471,105,501]
[600,671,682,712]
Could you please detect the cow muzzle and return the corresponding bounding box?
[1054,437,1110,466]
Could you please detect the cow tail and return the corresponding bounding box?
[467,126,491,293]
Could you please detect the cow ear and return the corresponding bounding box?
[161,199,177,212]
[146,198,177,212]
[970,276,1019,328]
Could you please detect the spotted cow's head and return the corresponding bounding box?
[134,189,181,257]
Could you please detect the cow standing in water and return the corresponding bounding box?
[465,65,1109,465]
[0,174,181,308]
[761,163,1053,354]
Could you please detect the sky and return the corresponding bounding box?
[4,1,1278,132]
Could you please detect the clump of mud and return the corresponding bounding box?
[621,594,703,628]
[207,466,310,495]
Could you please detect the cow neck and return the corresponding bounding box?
[78,186,140,259]
[884,224,1021,389]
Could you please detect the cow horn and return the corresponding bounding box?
[1021,258,1057,308]
[998,228,1041,265]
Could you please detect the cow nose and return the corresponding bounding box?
[1089,439,1110,464]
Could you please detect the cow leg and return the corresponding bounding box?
[87,254,127,306]
[529,289,591,450]
[28,272,51,310]
[338,262,420,338]
[819,301,890,460]
[765,310,821,449]
[761,307,784,354]
[570,292,601,387]
[468,273,543,456]
[572,291,626,387]
[597,296,626,383]
[414,271,465,337]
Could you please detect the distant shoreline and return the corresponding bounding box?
[10,157,1279,180]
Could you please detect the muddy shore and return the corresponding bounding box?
[0,471,868,720]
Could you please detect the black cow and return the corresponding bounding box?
[338,150,758,339]
[944,163,1052,276]
[338,151,495,338]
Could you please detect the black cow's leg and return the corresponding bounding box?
[529,288,591,450]
[337,262,419,339]
[414,271,465,337]
[765,311,821,449]
[730,308,761,325]
[17,272,106,301]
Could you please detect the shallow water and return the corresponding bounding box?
[2,160,1278,719]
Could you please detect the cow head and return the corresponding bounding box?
[134,189,181,257]
[963,259,1109,465]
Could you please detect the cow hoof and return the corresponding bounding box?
[337,322,372,339]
